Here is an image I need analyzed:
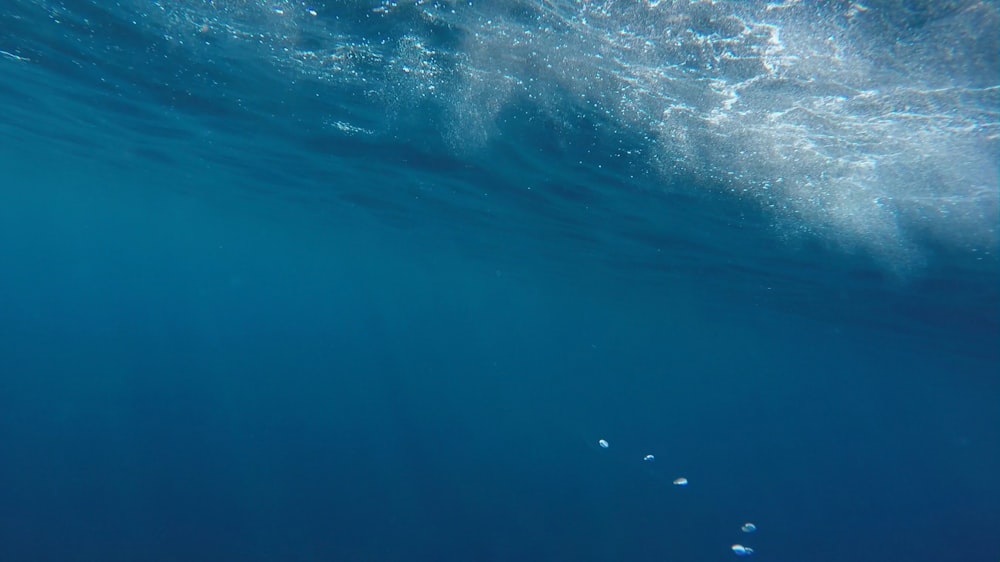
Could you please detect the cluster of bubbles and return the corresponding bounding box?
[144,0,997,264]
[599,438,757,557]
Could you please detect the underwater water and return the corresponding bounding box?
[0,1,997,561]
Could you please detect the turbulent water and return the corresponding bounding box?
[0,1,997,561]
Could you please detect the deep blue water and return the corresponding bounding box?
[1,1,998,561]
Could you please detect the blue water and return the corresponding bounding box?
[1,1,998,561]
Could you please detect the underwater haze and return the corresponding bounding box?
[1,1,998,561]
